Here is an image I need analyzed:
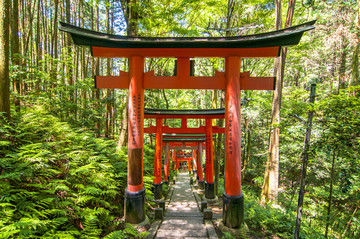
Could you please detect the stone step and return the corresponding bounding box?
[156,228,208,238]
[165,212,203,217]
[160,222,206,230]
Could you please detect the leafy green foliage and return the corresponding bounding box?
[0,107,148,238]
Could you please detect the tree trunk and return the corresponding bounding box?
[94,3,101,137]
[51,0,59,88]
[35,0,42,90]
[66,0,75,116]
[294,84,316,239]
[261,0,296,203]
[242,123,251,182]
[325,149,337,238]
[0,0,10,119]
[105,4,112,138]
[351,2,360,87]
[350,43,359,87]
[117,97,128,148]
[11,0,21,111]
[337,36,347,91]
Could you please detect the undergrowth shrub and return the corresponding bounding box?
[0,106,149,238]
[243,187,325,239]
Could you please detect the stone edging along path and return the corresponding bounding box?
[146,172,218,239]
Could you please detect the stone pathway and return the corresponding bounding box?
[154,172,218,239]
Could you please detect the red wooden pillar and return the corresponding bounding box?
[192,149,197,173]
[164,143,170,183]
[223,56,244,228]
[197,144,204,189]
[187,158,191,172]
[153,118,163,199]
[176,155,180,170]
[167,151,170,174]
[172,150,176,170]
[205,118,215,199]
[125,56,145,224]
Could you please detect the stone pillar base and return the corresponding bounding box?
[153,182,163,200]
[125,188,146,224]
[198,180,205,190]
[222,192,244,228]
[205,182,215,199]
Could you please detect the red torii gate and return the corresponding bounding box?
[60,20,315,228]
[150,133,208,199]
[162,136,208,191]
[144,108,225,200]
[163,141,204,181]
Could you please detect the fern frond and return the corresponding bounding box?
[103,230,127,239]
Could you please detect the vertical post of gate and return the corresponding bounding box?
[172,150,176,171]
[125,56,146,224]
[205,118,215,199]
[154,118,163,199]
[197,143,204,189]
[164,142,170,183]
[192,149,197,176]
[222,56,244,228]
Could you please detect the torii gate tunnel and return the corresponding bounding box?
[60,20,315,228]
[144,108,225,200]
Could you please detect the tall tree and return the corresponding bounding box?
[261,0,296,203]
[94,2,101,137]
[294,84,316,239]
[105,2,113,138]
[351,0,360,87]
[11,0,21,110]
[51,0,59,85]
[0,0,10,119]
[66,0,75,116]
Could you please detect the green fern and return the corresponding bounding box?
[0,107,142,238]
[103,230,128,239]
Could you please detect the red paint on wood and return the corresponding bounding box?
[193,150,197,171]
[197,145,204,181]
[154,119,163,184]
[205,119,214,184]
[172,150,176,170]
[127,56,144,192]
[224,56,242,197]
[144,125,224,134]
[95,76,129,89]
[95,70,274,90]
[163,143,169,182]
[167,155,170,176]
[145,115,225,119]
[166,142,205,147]
[91,46,280,58]
[240,75,275,90]
[127,184,145,192]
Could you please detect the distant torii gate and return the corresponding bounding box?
[144,108,225,200]
[163,136,208,191]
[60,20,315,228]
[164,140,205,179]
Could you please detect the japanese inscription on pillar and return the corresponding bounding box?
[130,94,142,147]
[228,105,233,155]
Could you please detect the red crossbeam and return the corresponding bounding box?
[144,125,224,134]
[95,60,275,90]
[91,47,280,58]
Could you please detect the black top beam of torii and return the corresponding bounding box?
[59,20,316,51]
